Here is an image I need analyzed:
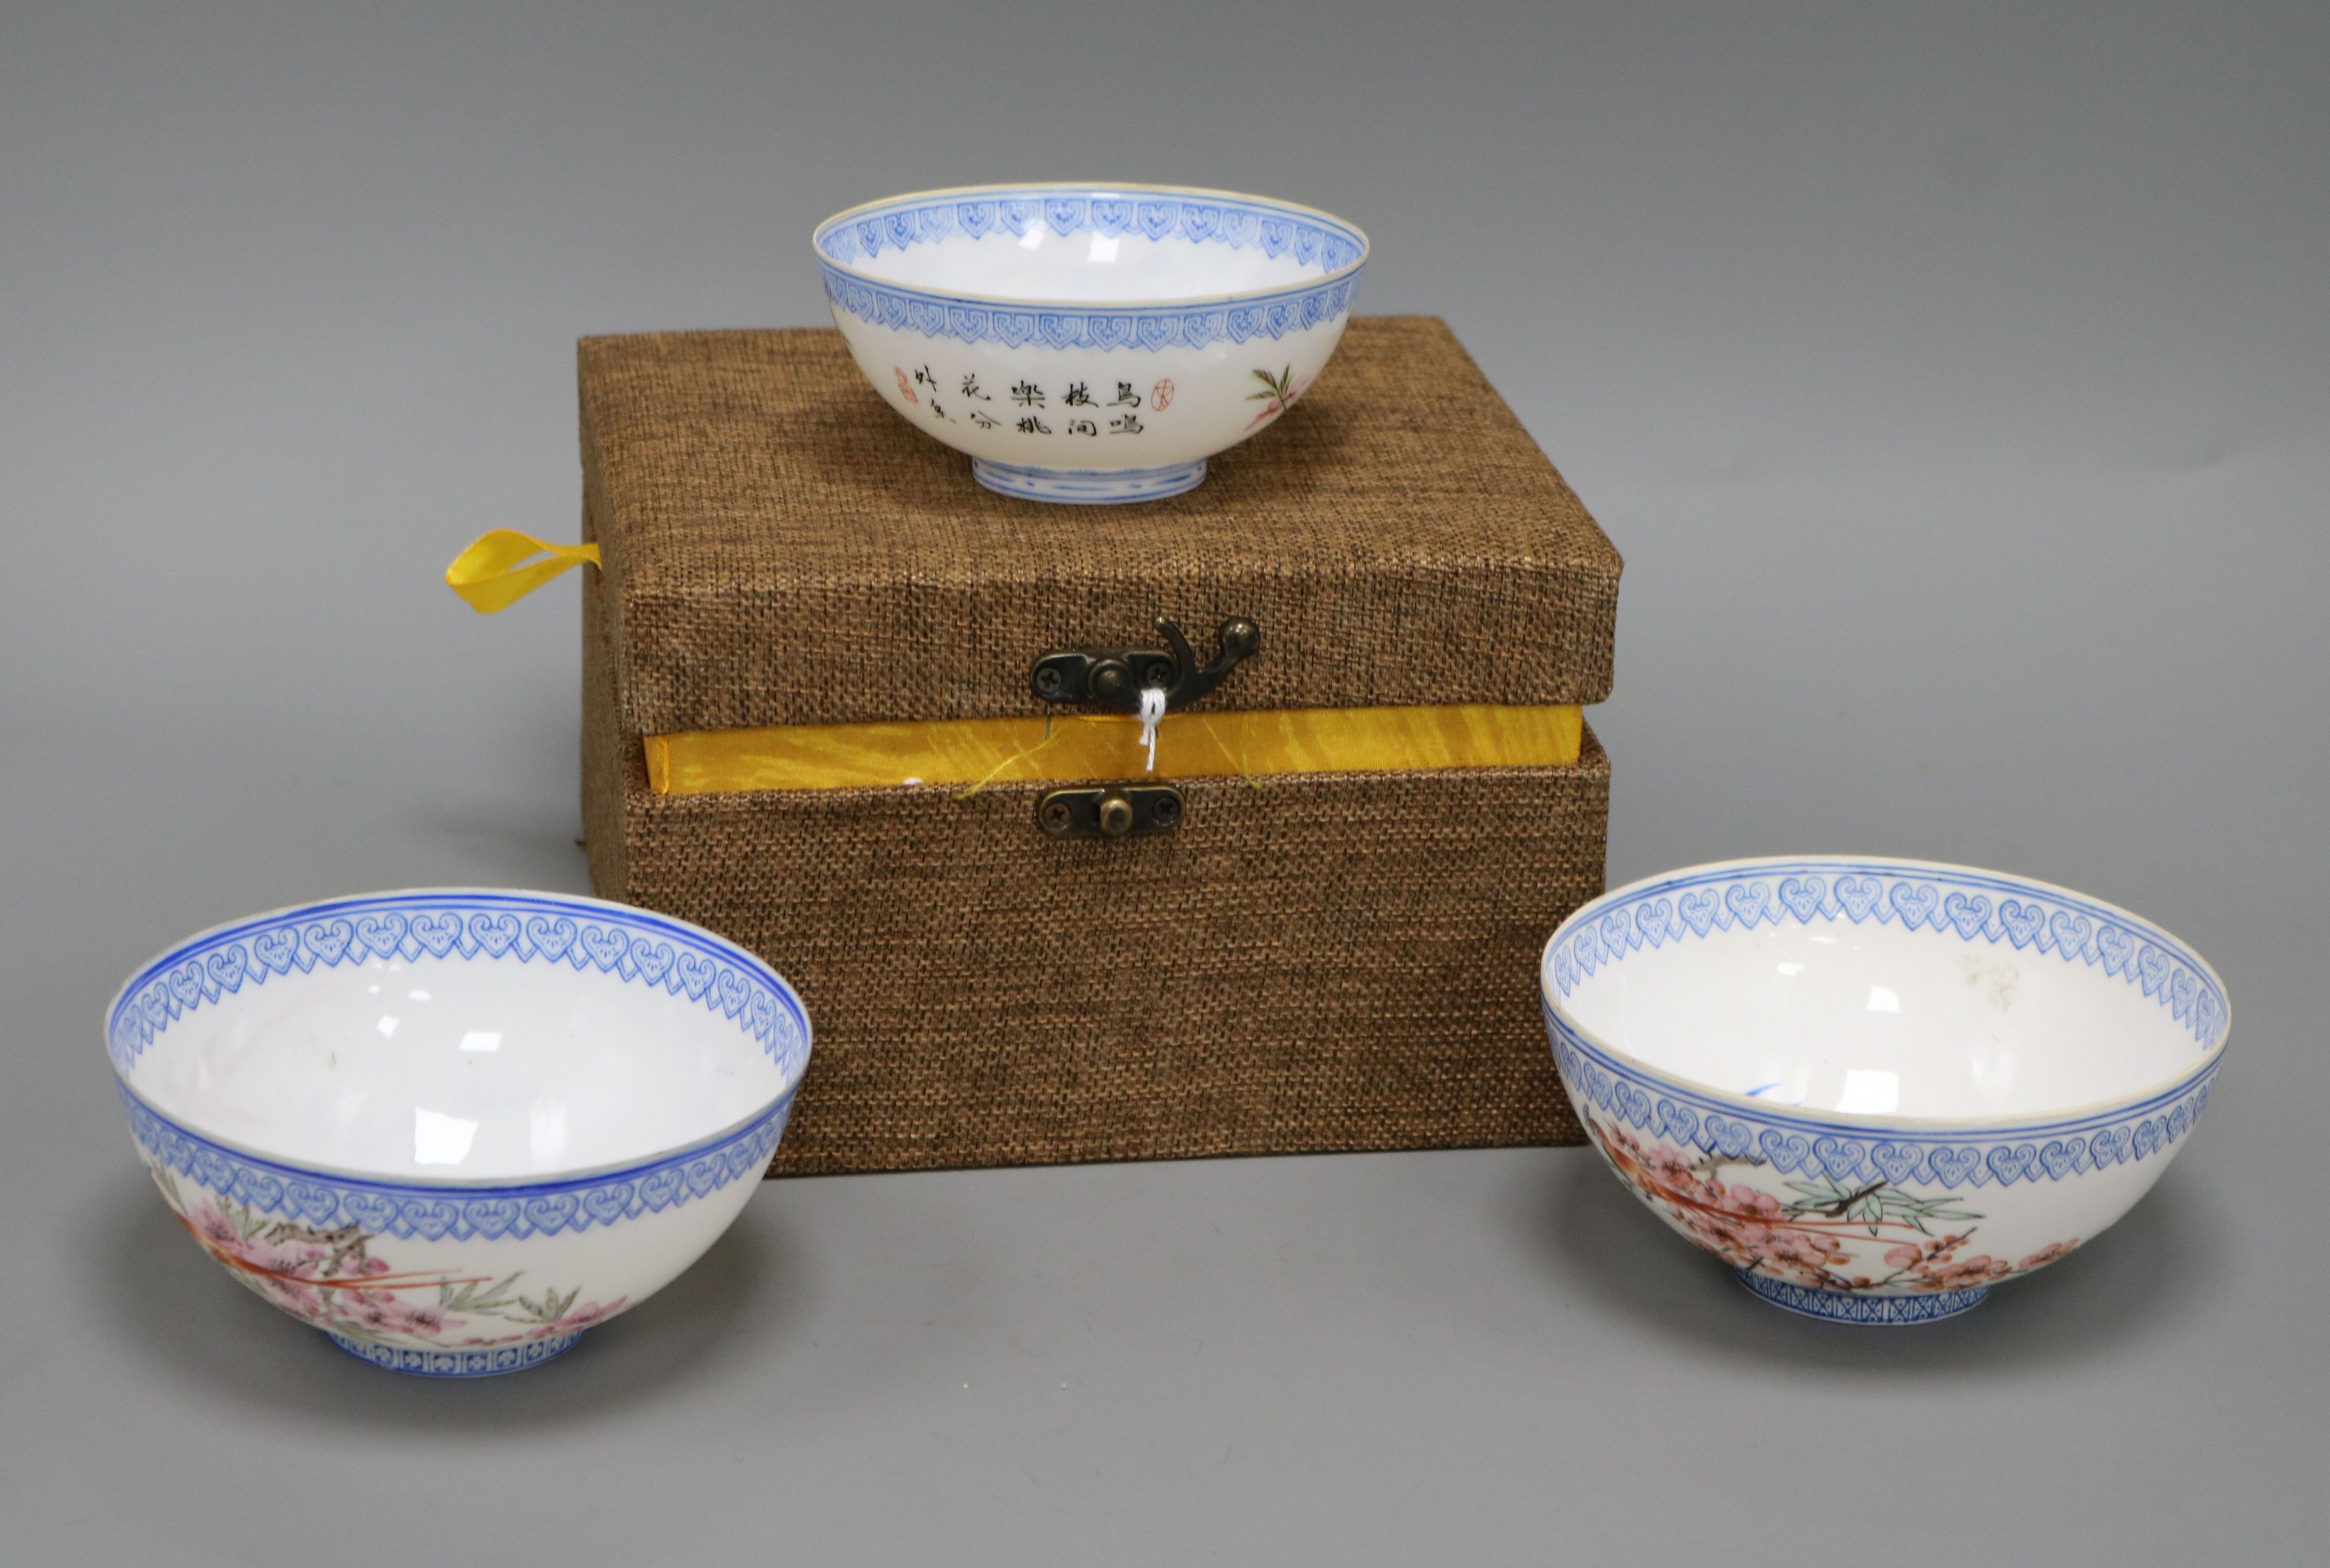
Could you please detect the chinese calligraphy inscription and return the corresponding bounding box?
[884,364,1296,447]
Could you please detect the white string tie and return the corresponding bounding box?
[1138,685,1168,772]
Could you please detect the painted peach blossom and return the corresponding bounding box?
[1590,1119,2078,1297]
[156,1168,626,1355]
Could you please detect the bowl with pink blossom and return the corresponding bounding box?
[107,889,809,1375]
[1542,856,2228,1323]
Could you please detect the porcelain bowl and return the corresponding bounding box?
[814,183,1367,504]
[1541,857,2228,1324]
[106,890,810,1376]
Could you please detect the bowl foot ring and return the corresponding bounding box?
[326,1329,582,1377]
[1735,1269,1989,1325]
[972,456,1206,504]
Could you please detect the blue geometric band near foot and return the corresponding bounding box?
[972,457,1206,503]
[1735,1270,1989,1325]
[327,1329,580,1377]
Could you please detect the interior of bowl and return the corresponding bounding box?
[817,187,1366,303]
[111,893,807,1181]
[1548,861,2226,1121]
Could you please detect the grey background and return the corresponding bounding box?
[3,2,2323,1561]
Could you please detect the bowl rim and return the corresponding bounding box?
[105,886,811,1190]
[811,181,1370,312]
[1541,854,2230,1136]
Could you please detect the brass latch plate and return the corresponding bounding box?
[1035,786,1184,839]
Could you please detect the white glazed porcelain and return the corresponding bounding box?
[815,184,1367,503]
[107,890,810,1376]
[1541,857,2228,1323]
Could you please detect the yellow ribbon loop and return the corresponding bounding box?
[444,530,602,614]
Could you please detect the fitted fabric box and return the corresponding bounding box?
[579,317,1620,1175]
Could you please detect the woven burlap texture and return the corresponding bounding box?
[581,316,1622,735]
[586,592,1607,1175]
[579,316,1618,1174]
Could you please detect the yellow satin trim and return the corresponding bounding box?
[445,531,601,614]
[645,704,1583,796]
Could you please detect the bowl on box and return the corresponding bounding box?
[814,182,1367,504]
[1541,857,2228,1324]
[106,889,810,1377]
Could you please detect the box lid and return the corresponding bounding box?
[581,316,1619,735]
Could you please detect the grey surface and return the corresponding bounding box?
[3,2,2324,1561]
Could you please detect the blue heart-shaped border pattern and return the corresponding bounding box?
[122,1086,793,1240]
[1537,857,2227,1188]
[106,890,810,1082]
[820,272,1357,353]
[815,187,1365,353]
[819,190,1365,274]
[1548,861,2226,1047]
[1548,1011,2221,1193]
[1542,862,2227,1192]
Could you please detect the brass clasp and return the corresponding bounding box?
[1028,617,1259,715]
